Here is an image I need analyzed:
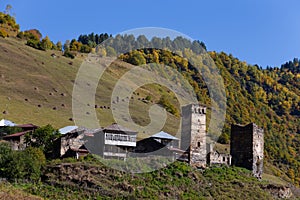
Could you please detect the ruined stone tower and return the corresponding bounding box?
[181,104,207,167]
[230,123,264,178]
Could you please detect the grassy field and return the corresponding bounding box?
[0,37,180,138]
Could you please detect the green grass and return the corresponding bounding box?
[0,182,42,200]
[0,37,180,137]
[13,160,275,199]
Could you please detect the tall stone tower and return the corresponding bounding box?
[181,104,207,167]
[230,123,264,178]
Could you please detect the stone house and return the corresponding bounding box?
[3,130,31,150]
[54,127,99,159]
[206,143,232,166]
[2,122,38,151]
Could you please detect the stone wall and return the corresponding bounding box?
[230,123,264,178]
[181,104,207,167]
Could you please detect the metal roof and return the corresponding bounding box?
[151,131,179,140]
[0,119,16,127]
[59,126,79,134]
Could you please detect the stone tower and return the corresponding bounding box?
[230,123,264,178]
[181,104,207,167]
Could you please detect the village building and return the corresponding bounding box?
[133,137,173,157]
[1,121,39,151]
[206,143,232,166]
[150,131,179,148]
[2,130,31,150]
[54,127,98,159]
[97,123,137,159]
[230,123,264,178]
[56,123,138,160]
[133,131,180,159]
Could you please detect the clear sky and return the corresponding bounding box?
[1,0,300,68]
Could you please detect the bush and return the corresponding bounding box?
[158,95,179,116]
[26,39,40,49]
[63,50,75,59]
[0,29,8,38]
[0,143,46,181]
[145,95,152,101]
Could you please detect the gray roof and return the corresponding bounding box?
[151,131,179,140]
[0,119,16,127]
[59,126,79,134]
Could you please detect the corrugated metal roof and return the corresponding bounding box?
[151,131,179,140]
[59,126,79,134]
[0,119,16,127]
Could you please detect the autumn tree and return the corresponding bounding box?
[40,36,53,50]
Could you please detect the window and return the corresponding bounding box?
[197,142,200,147]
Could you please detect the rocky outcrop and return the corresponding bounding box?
[262,184,293,199]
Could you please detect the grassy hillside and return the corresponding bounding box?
[0,37,180,137]
[11,159,295,199]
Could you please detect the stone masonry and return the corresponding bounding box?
[181,104,207,167]
[230,123,264,178]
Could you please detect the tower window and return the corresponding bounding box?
[197,142,200,147]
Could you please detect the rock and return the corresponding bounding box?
[263,184,293,199]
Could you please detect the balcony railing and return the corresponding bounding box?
[104,133,136,146]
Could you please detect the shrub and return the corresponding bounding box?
[26,39,40,49]
[0,29,8,38]
[0,143,46,181]
[63,50,75,59]
[145,95,152,101]
[158,95,179,116]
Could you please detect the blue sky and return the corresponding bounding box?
[1,0,300,68]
